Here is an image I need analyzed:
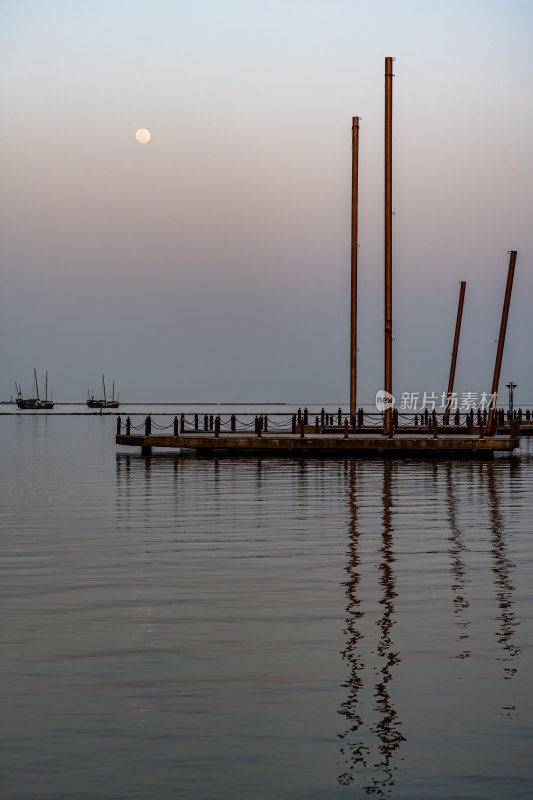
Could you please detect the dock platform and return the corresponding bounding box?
[116,430,519,458]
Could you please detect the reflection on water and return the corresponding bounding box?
[486,462,521,698]
[446,462,472,659]
[337,455,524,797]
[338,461,404,794]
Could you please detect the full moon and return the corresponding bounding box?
[135,128,151,144]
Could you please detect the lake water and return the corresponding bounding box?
[1,412,532,799]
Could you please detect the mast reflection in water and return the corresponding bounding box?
[338,460,404,793]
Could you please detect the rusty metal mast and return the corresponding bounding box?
[445,281,466,421]
[350,116,360,417]
[487,251,517,434]
[384,57,394,433]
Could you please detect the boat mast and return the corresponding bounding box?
[103,374,106,404]
[45,371,48,404]
[34,368,40,400]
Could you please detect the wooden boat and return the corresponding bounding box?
[87,376,120,409]
[16,370,54,409]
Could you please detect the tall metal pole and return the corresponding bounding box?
[384,57,394,433]
[487,251,517,434]
[445,281,466,421]
[350,116,360,417]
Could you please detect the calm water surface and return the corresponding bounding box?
[1,415,532,799]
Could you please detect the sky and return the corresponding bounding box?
[1,0,532,405]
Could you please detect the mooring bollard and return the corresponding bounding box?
[194,413,199,431]
[337,408,342,426]
[145,416,151,436]
[300,421,305,439]
[344,419,349,439]
[527,409,531,422]
[231,414,236,432]
[321,408,325,427]
[215,416,220,438]
[174,416,179,436]
[297,407,302,425]
[209,414,214,431]
[304,407,308,425]
[180,414,185,433]
[414,414,418,426]
[257,416,262,438]
[126,417,131,435]
[264,415,268,432]
[433,416,438,439]
[204,415,208,431]
[292,414,296,434]
[116,416,121,435]
[358,408,364,428]
[315,416,319,433]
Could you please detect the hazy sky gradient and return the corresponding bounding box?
[2,0,532,403]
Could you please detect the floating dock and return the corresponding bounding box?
[116,427,519,459]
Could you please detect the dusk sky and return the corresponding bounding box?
[1,0,532,405]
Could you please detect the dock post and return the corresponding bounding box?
[292,415,296,434]
[231,414,236,432]
[479,419,484,439]
[321,408,325,427]
[384,56,394,435]
[194,413,199,430]
[116,416,121,435]
[126,417,131,436]
[344,419,349,439]
[142,416,152,456]
[350,115,360,418]
[180,414,185,433]
[264,414,268,432]
[487,251,517,434]
[174,416,179,436]
[300,421,305,439]
[432,413,438,439]
[315,416,319,433]
[204,415,208,431]
[215,416,220,438]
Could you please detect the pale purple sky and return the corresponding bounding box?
[1,0,532,404]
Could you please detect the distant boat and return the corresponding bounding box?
[87,376,120,409]
[16,369,54,410]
